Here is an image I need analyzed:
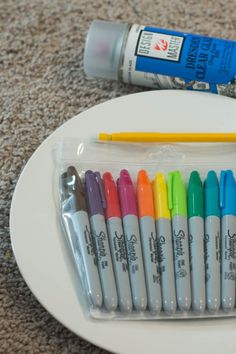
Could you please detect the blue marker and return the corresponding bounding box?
[220,170,236,311]
[204,171,221,312]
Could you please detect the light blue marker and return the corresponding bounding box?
[220,170,236,312]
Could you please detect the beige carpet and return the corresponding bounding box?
[1,0,236,352]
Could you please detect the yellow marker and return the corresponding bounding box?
[99,132,236,143]
[152,173,176,314]
[153,173,171,220]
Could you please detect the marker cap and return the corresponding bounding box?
[85,170,106,217]
[188,171,204,218]
[137,170,154,217]
[117,169,138,217]
[204,170,220,217]
[61,166,87,213]
[153,173,170,219]
[84,20,129,80]
[220,170,236,216]
[103,172,121,219]
[168,170,187,217]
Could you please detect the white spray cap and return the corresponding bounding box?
[84,20,129,80]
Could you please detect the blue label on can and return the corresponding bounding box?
[135,27,236,94]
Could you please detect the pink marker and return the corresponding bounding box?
[117,169,147,311]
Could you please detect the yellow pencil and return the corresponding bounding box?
[99,132,236,143]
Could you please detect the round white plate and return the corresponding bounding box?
[10,90,236,354]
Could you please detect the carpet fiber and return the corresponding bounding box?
[1,0,236,353]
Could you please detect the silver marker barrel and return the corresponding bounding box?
[172,215,191,311]
[140,216,162,313]
[90,214,118,311]
[221,215,236,311]
[71,212,103,307]
[156,218,176,314]
[123,214,147,311]
[106,217,133,312]
[205,216,220,311]
[189,217,205,312]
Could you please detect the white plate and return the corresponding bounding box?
[10,90,236,354]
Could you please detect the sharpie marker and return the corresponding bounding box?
[220,170,236,311]
[153,173,177,314]
[188,171,206,313]
[168,170,191,311]
[103,172,132,313]
[137,170,162,313]
[60,166,103,308]
[204,170,221,312]
[85,170,118,311]
[117,169,147,311]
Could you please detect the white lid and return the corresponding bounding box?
[84,20,129,80]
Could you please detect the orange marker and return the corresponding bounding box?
[137,170,162,312]
[137,169,155,218]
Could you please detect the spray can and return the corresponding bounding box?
[84,20,236,98]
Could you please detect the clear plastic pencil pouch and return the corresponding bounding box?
[54,138,236,320]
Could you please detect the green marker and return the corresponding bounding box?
[168,171,191,311]
[188,171,206,313]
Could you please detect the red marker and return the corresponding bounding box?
[103,172,132,313]
[103,172,121,219]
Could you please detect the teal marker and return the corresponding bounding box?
[188,171,205,313]
[168,171,191,311]
[204,171,221,312]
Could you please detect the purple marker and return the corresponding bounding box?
[117,169,147,311]
[85,170,118,311]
